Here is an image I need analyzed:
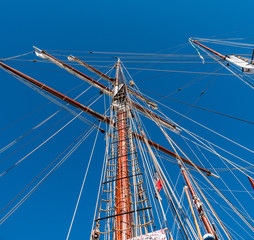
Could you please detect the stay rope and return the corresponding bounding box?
[66,122,101,240]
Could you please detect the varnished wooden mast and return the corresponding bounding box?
[0,61,113,126]
[115,59,132,239]
[192,40,225,59]
[181,164,215,237]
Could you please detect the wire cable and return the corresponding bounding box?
[66,122,101,240]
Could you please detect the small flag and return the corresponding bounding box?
[248,176,254,189]
[154,170,163,192]
[157,179,163,192]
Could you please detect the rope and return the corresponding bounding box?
[0,124,96,215]
[136,94,254,234]
[0,108,61,155]
[129,100,188,239]
[5,59,219,64]
[0,111,83,178]
[169,135,254,232]
[0,125,95,225]
[189,39,205,64]
[194,177,254,239]
[194,38,254,49]
[0,51,33,61]
[145,93,254,155]
[66,122,101,240]
[140,88,254,125]
[124,67,241,76]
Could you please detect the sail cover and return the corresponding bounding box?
[128,229,167,240]
[226,55,254,73]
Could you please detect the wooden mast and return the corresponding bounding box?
[115,59,132,239]
[192,40,225,59]
[0,54,223,239]
[180,164,215,237]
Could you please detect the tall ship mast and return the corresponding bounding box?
[0,39,253,240]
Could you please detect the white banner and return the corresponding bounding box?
[129,229,167,240]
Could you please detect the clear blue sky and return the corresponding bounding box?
[0,0,254,239]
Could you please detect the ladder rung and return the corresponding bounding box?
[103,172,143,184]
[95,206,152,221]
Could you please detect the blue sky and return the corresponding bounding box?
[0,0,254,239]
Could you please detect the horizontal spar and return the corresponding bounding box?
[34,47,113,96]
[0,61,113,127]
[132,132,217,177]
[68,56,158,110]
[192,40,226,59]
[68,55,116,83]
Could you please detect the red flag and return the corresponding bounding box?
[154,171,163,192]
[248,176,254,190]
[157,179,163,192]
